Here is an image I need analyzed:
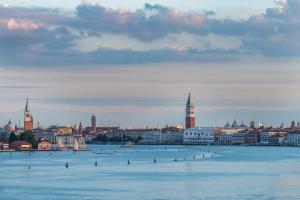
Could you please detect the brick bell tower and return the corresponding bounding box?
[185,93,195,129]
[24,98,33,131]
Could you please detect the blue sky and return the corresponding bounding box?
[0,0,300,128]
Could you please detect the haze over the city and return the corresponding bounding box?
[0,0,300,128]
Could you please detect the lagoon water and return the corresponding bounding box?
[1,145,300,200]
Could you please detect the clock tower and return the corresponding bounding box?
[185,93,195,129]
[24,98,33,131]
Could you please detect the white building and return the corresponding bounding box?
[140,132,183,144]
[218,134,233,144]
[183,127,214,145]
[56,134,86,150]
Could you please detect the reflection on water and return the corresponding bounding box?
[0,145,300,200]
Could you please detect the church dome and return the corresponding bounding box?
[5,120,16,132]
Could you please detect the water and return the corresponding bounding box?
[1,145,300,200]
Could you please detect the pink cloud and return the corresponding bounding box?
[6,18,39,30]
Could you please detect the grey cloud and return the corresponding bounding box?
[73,3,209,41]
[0,1,299,66]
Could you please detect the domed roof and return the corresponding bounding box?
[5,120,15,131]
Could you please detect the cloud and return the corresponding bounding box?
[0,1,299,66]
[5,18,39,30]
[73,3,208,41]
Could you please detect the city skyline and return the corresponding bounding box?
[0,1,300,127]
[1,96,300,129]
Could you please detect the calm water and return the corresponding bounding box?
[1,145,300,200]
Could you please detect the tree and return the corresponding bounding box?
[0,134,7,142]
[9,132,17,143]
[20,131,36,148]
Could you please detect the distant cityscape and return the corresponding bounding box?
[1,93,300,152]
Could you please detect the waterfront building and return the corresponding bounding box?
[0,142,10,150]
[185,93,195,129]
[10,141,32,151]
[218,134,233,145]
[270,133,286,145]
[112,128,160,140]
[183,127,214,145]
[260,132,287,145]
[287,131,300,146]
[231,133,246,145]
[38,140,52,150]
[56,134,86,150]
[245,131,260,145]
[139,132,183,144]
[260,132,271,145]
[24,98,33,131]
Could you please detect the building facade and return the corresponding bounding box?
[287,132,300,146]
[185,93,195,129]
[218,134,233,145]
[38,140,52,150]
[183,127,214,145]
[245,131,260,145]
[56,135,86,150]
[10,141,32,151]
[139,132,183,144]
[231,133,246,145]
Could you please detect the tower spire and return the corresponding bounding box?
[24,98,33,131]
[185,93,195,129]
[25,98,30,112]
[186,92,194,106]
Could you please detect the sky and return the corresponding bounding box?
[0,0,300,128]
